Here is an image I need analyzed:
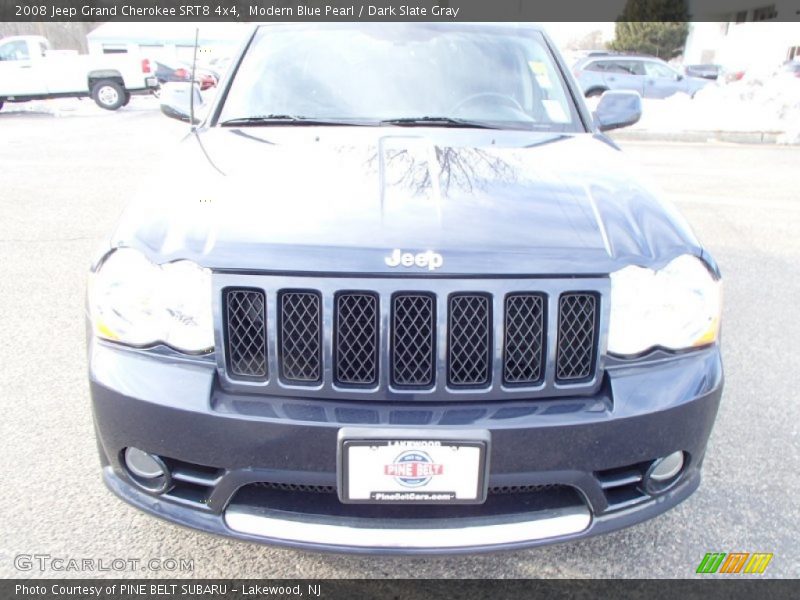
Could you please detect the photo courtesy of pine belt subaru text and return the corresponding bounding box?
[87,23,724,553]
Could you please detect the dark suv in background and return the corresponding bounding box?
[87,23,723,553]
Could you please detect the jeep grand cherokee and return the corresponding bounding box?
[87,23,723,553]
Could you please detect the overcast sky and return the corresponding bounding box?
[545,22,617,48]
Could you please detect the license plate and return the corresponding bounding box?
[338,428,489,504]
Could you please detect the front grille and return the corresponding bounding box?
[251,480,564,496]
[334,293,379,386]
[448,294,491,387]
[556,293,598,382]
[253,481,336,494]
[224,289,268,380]
[220,276,605,400]
[503,293,546,385]
[391,294,436,387]
[279,291,322,384]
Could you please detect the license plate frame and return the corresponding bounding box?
[337,428,490,505]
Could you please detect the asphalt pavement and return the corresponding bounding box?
[0,97,797,578]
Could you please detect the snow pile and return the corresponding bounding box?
[1,94,160,118]
[628,75,800,143]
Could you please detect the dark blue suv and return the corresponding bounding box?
[87,23,723,553]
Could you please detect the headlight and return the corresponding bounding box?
[89,248,214,353]
[608,254,721,356]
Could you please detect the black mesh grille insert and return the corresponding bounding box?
[448,294,491,387]
[225,289,267,379]
[556,293,598,381]
[391,294,436,387]
[334,293,379,386]
[503,294,546,385]
[279,291,322,384]
[253,481,336,494]
[250,481,564,496]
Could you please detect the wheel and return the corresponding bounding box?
[92,80,126,110]
[122,92,131,107]
[585,88,606,98]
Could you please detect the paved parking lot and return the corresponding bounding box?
[0,98,797,578]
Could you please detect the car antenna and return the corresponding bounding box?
[189,27,199,130]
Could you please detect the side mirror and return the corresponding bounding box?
[676,73,684,81]
[593,90,642,132]
[159,82,204,125]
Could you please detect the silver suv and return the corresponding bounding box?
[574,54,710,99]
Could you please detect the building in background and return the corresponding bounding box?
[684,2,800,73]
[85,22,247,63]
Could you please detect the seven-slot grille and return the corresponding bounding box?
[222,284,601,395]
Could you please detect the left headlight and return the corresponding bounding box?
[88,247,214,353]
[608,254,721,357]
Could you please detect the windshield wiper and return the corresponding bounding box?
[380,116,500,129]
[219,114,373,127]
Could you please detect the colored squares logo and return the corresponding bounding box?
[697,553,773,574]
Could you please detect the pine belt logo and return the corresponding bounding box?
[696,552,773,574]
[384,450,444,488]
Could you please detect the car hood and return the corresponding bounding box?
[112,126,701,275]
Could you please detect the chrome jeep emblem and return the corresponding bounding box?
[384,249,443,271]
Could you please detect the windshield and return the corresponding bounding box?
[217,24,582,132]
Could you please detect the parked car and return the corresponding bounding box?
[153,59,217,91]
[684,63,746,83]
[777,61,800,78]
[88,23,723,554]
[0,35,157,111]
[684,63,721,80]
[203,56,233,81]
[574,54,711,98]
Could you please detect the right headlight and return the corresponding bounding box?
[608,254,722,356]
[88,247,214,354]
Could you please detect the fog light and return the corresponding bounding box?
[123,447,171,493]
[643,451,686,495]
[125,447,164,478]
[650,451,684,482]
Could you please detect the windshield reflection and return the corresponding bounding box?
[218,24,581,133]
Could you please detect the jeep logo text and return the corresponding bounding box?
[384,249,443,271]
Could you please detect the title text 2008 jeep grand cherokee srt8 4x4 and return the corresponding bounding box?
[87,23,723,553]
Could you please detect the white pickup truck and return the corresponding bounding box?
[0,35,158,111]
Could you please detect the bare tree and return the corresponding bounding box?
[0,22,98,52]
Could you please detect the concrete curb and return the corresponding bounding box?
[609,129,793,145]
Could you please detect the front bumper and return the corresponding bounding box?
[90,341,723,554]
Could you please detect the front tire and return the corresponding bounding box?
[92,80,125,111]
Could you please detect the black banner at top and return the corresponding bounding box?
[2,0,800,22]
